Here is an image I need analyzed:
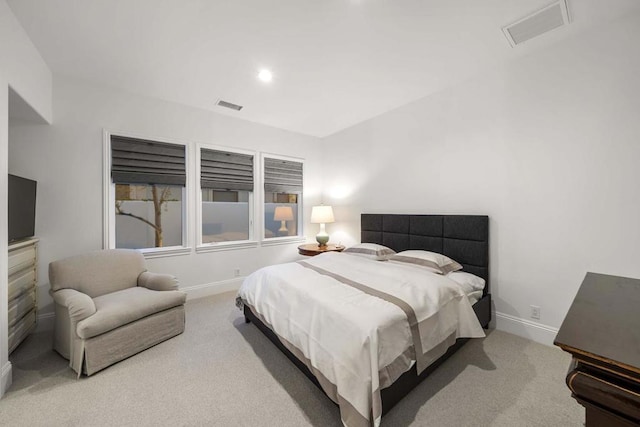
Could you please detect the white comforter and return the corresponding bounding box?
[237,252,485,427]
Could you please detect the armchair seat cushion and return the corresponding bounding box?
[76,287,187,339]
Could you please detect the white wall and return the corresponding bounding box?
[0,1,52,123]
[0,73,9,397]
[8,75,323,325]
[322,12,640,345]
[0,0,52,397]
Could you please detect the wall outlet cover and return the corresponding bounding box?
[530,305,541,320]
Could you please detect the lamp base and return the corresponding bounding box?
[315,233,329,247]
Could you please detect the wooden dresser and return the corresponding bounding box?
[554,272,640,426]
[8,238,38,354]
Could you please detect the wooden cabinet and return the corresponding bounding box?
[555,272,640,426]
[8,238,38,354]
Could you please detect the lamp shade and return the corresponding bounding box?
[310,205,335,224]
[274,206,294,221]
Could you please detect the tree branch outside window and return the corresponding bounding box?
[115,184,175,247]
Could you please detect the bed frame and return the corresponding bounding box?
[244,213,491,415]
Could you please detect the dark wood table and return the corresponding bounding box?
[554,272,640,426]
[297,243,345,256]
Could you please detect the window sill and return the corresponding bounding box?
[196,240,259,253]
[140,246,192,259]
[261,236,306,247]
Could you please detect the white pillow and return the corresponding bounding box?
[389,250,462,275]
[343,243,396,261]
[447,271,486,294]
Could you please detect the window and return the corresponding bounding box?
[263,156,303,239]
[199,147,254,245]
[108,134,187,251]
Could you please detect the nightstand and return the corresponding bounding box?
[298,243,345,256]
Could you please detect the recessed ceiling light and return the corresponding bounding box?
[258,69,273,82]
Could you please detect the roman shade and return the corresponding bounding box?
[111,135,186,186]
[200,148,254,191]
[264,157,303,193]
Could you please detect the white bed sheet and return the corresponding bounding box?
[237,252,485,427]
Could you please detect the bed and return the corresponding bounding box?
[238,214,491,426]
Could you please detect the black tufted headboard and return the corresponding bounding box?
[361,214,489,295]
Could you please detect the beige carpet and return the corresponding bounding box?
[2,291,582,426]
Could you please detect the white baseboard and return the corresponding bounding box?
[494,311,559,346]
[182,277,245,301]
[1,361,12,398]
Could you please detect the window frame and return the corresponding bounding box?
[260,152,305,246]
[103,130,192,258]
[195,144,258,253]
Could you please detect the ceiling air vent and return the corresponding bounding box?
[216,99,243,111]
[502,0,570,47]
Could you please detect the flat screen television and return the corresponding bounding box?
[8,174,37,243]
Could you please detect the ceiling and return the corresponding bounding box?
[7,0,640,137]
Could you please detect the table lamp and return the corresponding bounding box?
[274,206,294,234]
[310,205,335,247]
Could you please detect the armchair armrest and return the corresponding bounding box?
[138,271,179,291]
[51,288,96,323]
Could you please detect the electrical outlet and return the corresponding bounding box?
[530,305,541,320]
[234,268,240,277]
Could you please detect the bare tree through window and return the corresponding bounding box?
[115,184,177,247]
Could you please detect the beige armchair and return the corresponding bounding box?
[49,249,187,376]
